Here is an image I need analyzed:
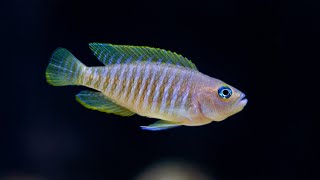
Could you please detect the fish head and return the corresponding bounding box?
[197,79,248,122]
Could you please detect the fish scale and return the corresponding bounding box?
[148,66,162,111]
[137,65,152,109]
[122,65,134,102]
[93,68,102,89]
[78,61,194,117]
[150,67,166,112]
[164,77,175,109]
[128,65,142,104]
[134,68,144,100]
[160,70,175,113]
[112,64,125,97]
[117,64,130,99]
[160,68,174,112]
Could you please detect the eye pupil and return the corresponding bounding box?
[218,86,232,99]
[222,90,229,96]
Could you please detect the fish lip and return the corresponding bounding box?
[240,94,246,100]
[238,94,248,106]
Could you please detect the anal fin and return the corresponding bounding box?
[140,120,181,131]
[76,90,135,116]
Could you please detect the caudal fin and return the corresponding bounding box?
[45,48,85,86]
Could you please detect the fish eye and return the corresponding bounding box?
[218,86,232,99]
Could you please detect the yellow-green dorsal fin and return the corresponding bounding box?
[89,43,198,70]
[140,120,181,131]
[76,90,135,116]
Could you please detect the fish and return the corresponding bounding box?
[45,43,248,131]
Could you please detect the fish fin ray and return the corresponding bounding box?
[46,48,85,86]
[140,120,181,131]
[89,43,198,70]
[76,90,135,116]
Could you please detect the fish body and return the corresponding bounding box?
[80,63,208,126]
[46,43,247,130]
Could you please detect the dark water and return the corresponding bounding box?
[1,0,316,179]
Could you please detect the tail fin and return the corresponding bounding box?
[45,48,85,86]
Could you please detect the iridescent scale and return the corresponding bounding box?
[81,63,195,117]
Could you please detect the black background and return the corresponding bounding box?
[0,0,316,179]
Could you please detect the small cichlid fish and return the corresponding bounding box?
[45,43,247,131]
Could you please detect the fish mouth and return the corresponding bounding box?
[238,94,248,106]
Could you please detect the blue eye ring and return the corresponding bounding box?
[218,86,232,99]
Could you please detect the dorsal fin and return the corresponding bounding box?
[89,43,198,70]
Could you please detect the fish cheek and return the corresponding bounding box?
[198,93,220,121]
[211,95,236,120]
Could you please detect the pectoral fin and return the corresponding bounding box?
[140,120,181,131]
[76,90,135,116]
